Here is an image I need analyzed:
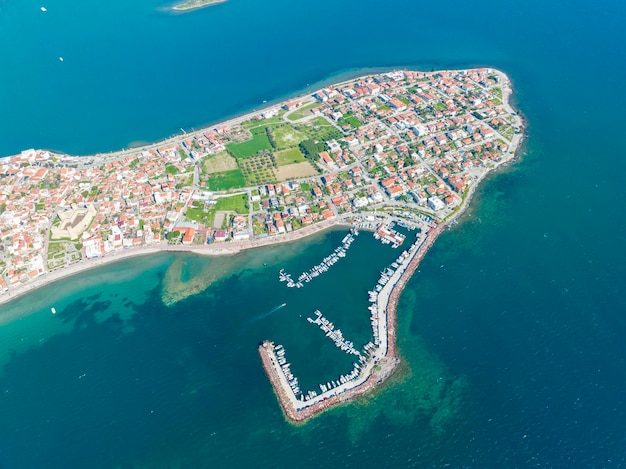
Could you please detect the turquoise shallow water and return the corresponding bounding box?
[2,0,626,466]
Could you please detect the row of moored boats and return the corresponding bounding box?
[273,344,302,398]
[278,229,358,288]
[307,310,360,356]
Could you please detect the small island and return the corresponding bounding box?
[172,0,227,12]
[0,68,524,422]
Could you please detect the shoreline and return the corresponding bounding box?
[0,217,350,307]
[1,65,511,161]
[1,69,390,160]
[2,67,525,420]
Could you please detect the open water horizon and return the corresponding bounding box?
[1,0,626,467]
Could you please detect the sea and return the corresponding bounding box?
[1,0,626,467]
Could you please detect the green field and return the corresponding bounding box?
[185,204,212,223]
[275,148,306,166]
[185,194,248,225]
[165,164,179,175]
[206,169,246,191]
[338,114,363,129]
[227,133,273,158]
[214,193,248,213]
[271,125,307,149]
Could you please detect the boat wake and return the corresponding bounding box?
[245,303,287,326]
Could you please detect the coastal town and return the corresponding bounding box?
[0,68,523,419]
[0,68,522,302]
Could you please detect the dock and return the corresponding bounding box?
[279,228,358,288]
[306,310,361,356]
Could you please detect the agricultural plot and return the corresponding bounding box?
[298,116,344,142]
[238,152,277,185]
[201,151,238,174]
[274,162,318,181]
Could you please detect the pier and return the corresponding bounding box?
[279,229,358,288]
[306,310,361,356]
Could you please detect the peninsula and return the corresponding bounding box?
[172,0,227,11]
[0,68,524,420]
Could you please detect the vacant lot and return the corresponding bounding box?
[339,114,363,129]
[202,151,238,174]
[274,161,318,181]
[271,125,307,149]
[226,133,272,158]
[275,148,306,166]
[206,169,246,191]
[286,102,321,121]
[185,203,213,224]
[242,116,283,130]
[214,193,248,213]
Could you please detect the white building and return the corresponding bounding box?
[428,197,445,211]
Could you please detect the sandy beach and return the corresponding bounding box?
[0,216,349,307]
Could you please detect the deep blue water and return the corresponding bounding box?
[1,0,626,467]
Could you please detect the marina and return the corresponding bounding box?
[278,228,358,288]
[259,220,442,422]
